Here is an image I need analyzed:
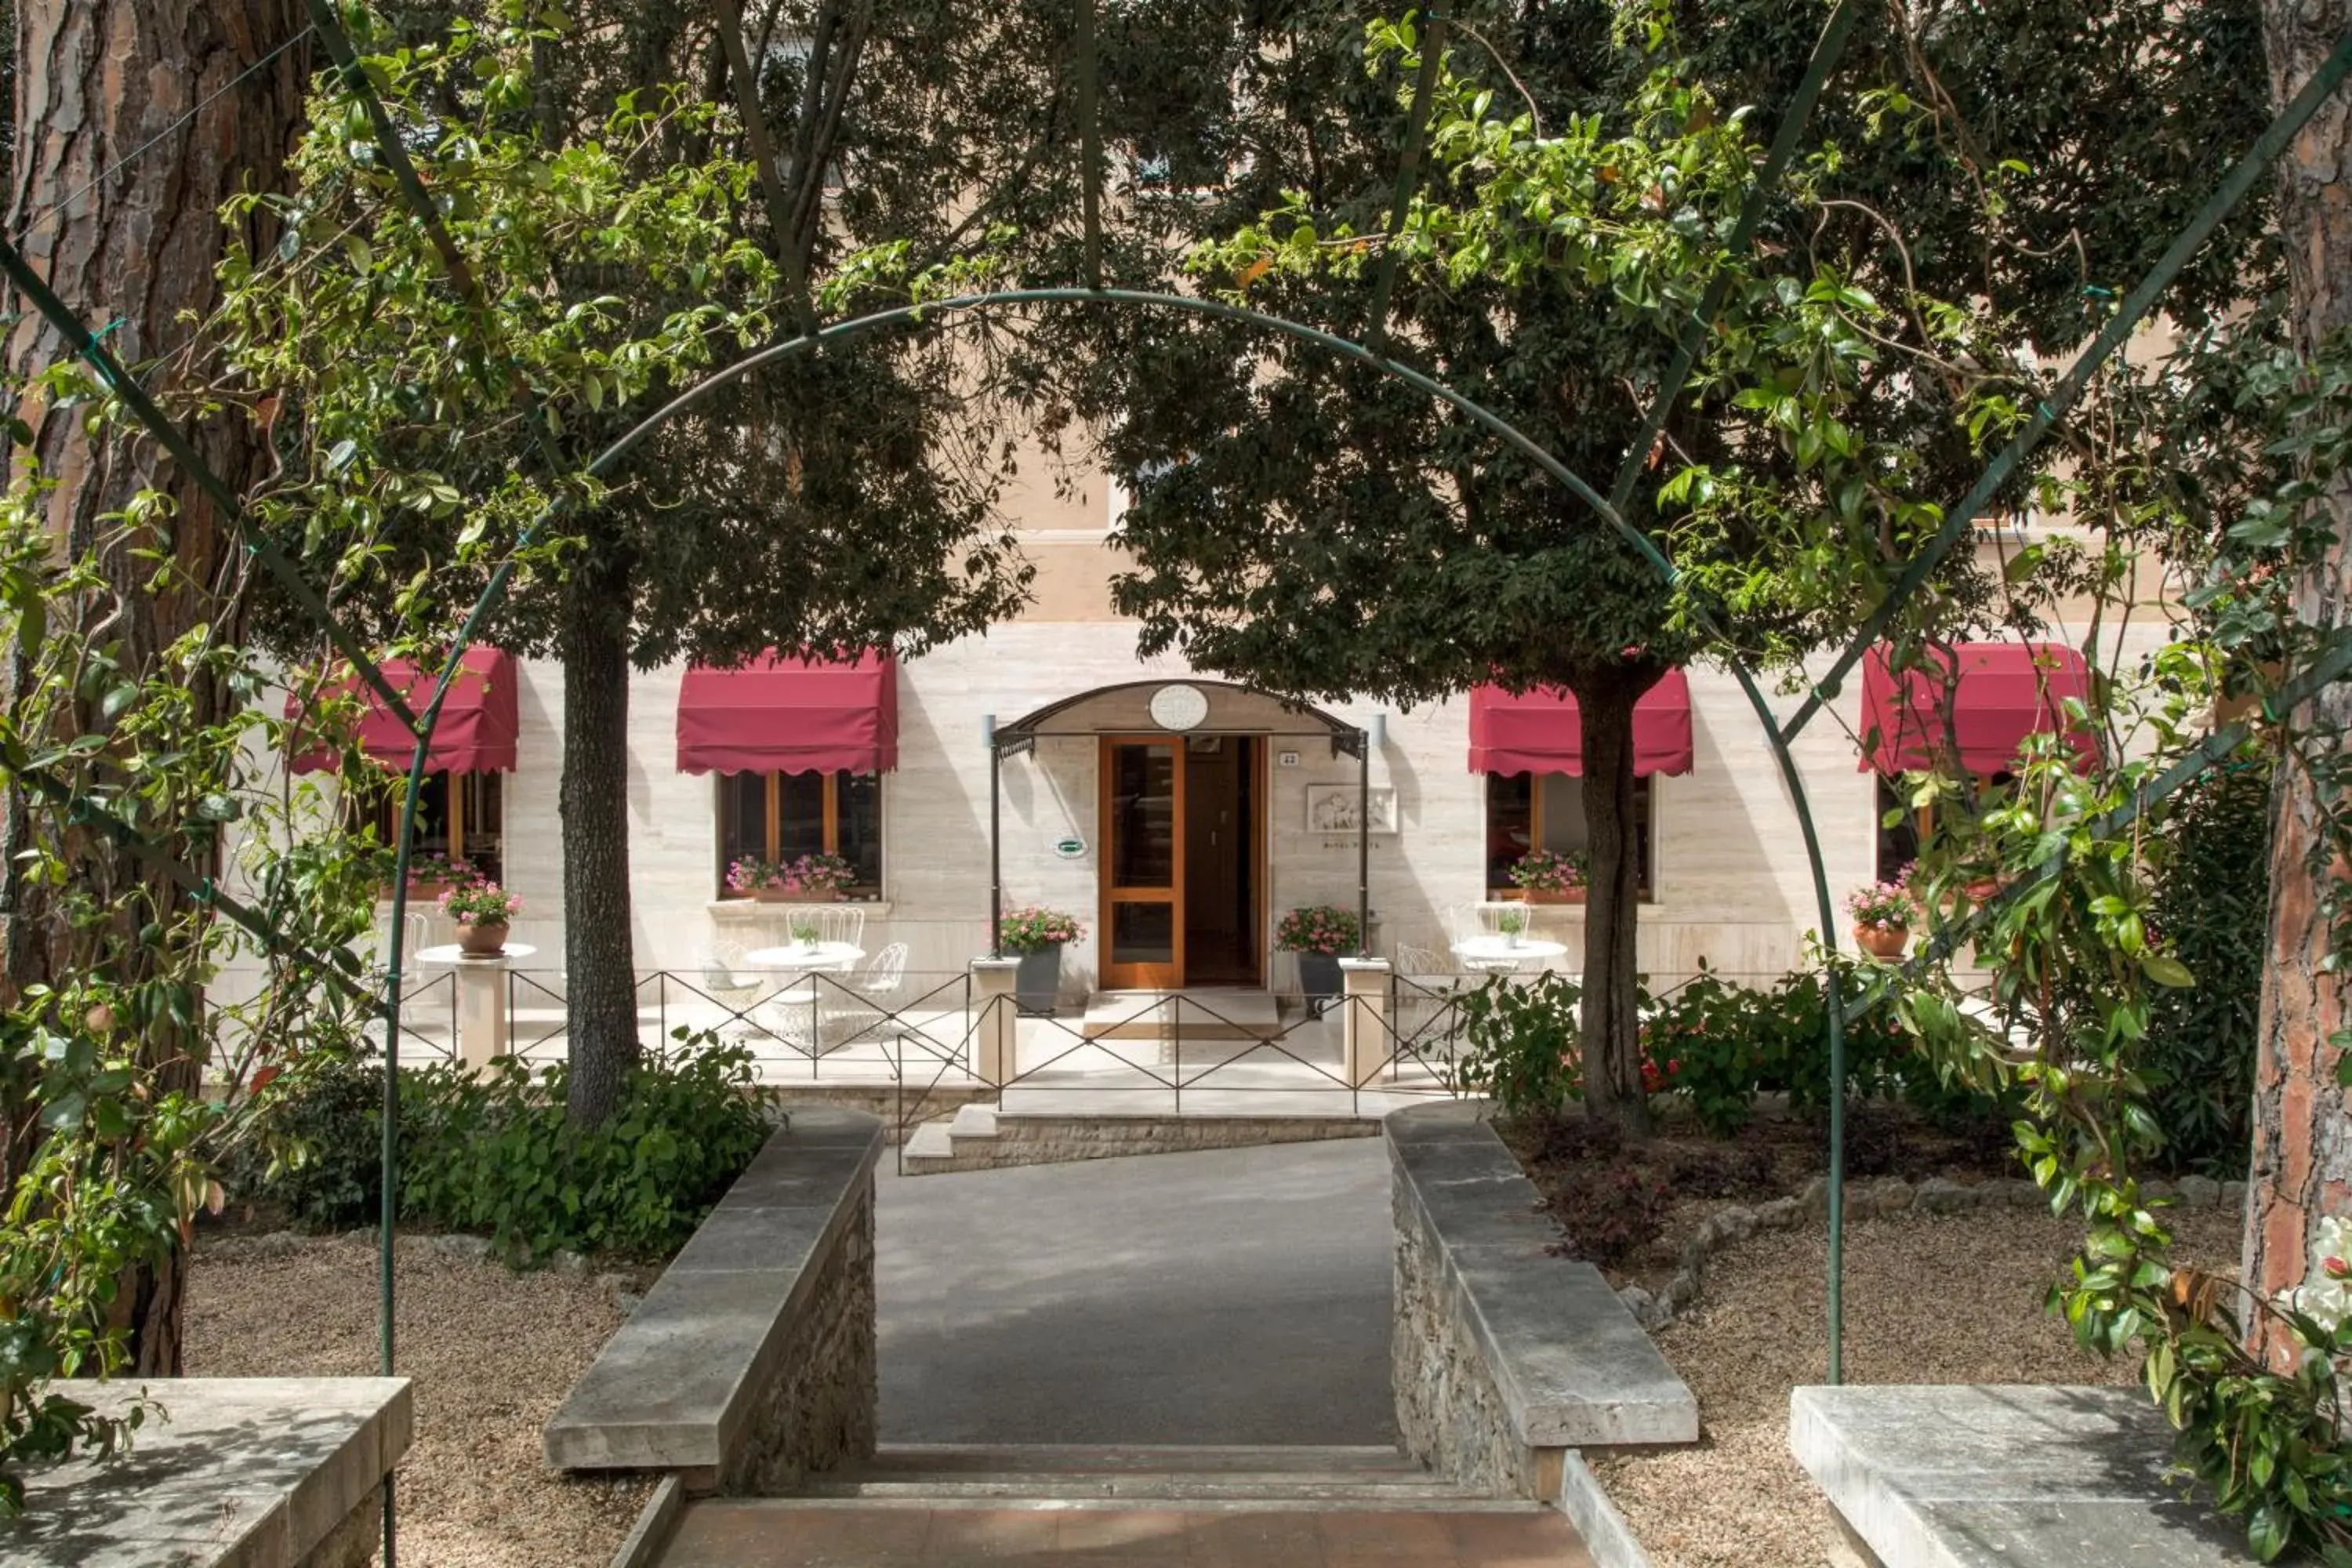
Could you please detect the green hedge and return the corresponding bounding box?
[238,1033,771,1261]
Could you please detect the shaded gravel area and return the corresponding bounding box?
[186,1230,652,1568]
[1591,1203,2244,1568]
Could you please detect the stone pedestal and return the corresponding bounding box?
[970,956,1020,1086]
[455,959,510,1071]
[1340,957,1392,1088]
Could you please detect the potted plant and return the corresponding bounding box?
[1846,880,1915,960]
[1509,847,1589,904]
[1277,905,1363,1015]
[784,852,857,901]
[1494,907,1529,949]
[998,906,1083,1016]
[441,880,523,957]
[728,855,789,902]
[398,850,477,901]
[787,916,822,953]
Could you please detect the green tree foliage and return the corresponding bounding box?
[221,6,1034,1121]
[2140,758,2271,1177]
[995,0,2270,1130]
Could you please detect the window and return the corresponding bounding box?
[1875,771,2014,884]
[1485,773,1653,898]
[352,771,504,884]
[717,771,883,897]
[1875,776,1922,884]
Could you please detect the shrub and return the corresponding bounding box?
[1546,1165,1671,1268]
[2140,760,2270,1176]
[249,1034,771,1261]
[401,1033,769,1261]
[232,1052,386,1230]
[1451,971,1583,1118]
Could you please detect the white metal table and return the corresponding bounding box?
[1450,935,1568,973]
[414,942,538,1068]
[743,942,865,975]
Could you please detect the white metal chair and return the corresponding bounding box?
[699,940,767,1036]
[818,942,911,1053]
[783,904,866,962]
[1391,943,1462,1077]
[1454,904,1523,975]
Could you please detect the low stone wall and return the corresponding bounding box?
[543,1106,882,1495]
[1386,1102,1697,1502]
[759,1083,996,1144]
[902,1109,1380,1174]
[2,1377,411,1568]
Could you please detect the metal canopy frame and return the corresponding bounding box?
[2,5,2348,1562]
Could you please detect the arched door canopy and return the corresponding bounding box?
[991,678,1365,759]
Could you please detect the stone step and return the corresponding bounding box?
[804,1474,1486,1502]
[858,1443,1423,1476]
[900,1120,955,1162]
[946,1102,999,1138]
[762,1492,1546,1513]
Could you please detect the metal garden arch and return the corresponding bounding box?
[3,2,2350,1560]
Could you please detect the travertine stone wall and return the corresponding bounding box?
[902,1111,1380,1174]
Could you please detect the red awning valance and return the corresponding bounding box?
[676,650,898,776]
[1467,670,1694,777]
[1857,642,2095,775]
[287,647,520,775]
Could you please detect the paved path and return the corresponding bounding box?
[876,1138,1396,1446]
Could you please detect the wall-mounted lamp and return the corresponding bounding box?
[1367,711,1388,752]
[982,713,996,750]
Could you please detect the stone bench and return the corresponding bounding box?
[2,1377,411,1568]
[1386,1102,1697,1501]
[543,1106,883,1494]
[1791,1384,2250,1567]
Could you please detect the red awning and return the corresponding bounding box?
[1467,670,1694,777]
[1857,641,2095,775]
[287,647,520,775]
[676,651,898,776]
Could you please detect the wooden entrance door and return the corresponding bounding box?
[1099,736,1261,989]
[1101,738,1181,988]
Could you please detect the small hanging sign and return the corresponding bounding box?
[1051,835,1087,860]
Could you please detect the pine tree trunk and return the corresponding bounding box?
[1573,664,1659,1138]
[2,0,306,1377]
[560,550,640,1126]
[2243,0,2352,1355]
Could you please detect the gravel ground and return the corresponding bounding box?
[185,1230,652,1568]
[1591,1203,2244,1568]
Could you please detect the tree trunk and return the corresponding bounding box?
[1572,662,1662,1138]
[560,549,640,1126]
[3,0,306,1376]
[2243,0,2352,1359]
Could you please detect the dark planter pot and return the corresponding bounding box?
[1295,951,1344,1018]
[1015,947,1063,1016]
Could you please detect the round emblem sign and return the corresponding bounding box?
[1149,683,1210,732]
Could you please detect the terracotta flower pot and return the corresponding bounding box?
[405,878,451,902]
[458,920,510,957]
[752,886,792,903]
[797,887,844,902]
[1854,923,1908,960]
[1524,888,1587,905]
[1962,877,2006,902]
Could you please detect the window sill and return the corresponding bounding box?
[708,898,894,920]
[1483,891,1657,907]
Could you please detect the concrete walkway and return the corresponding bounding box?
[877,1139,1397,1446]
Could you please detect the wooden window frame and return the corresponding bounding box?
[362,770,502,883]
[717,771,881,897]
[1485,773,1657,902]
